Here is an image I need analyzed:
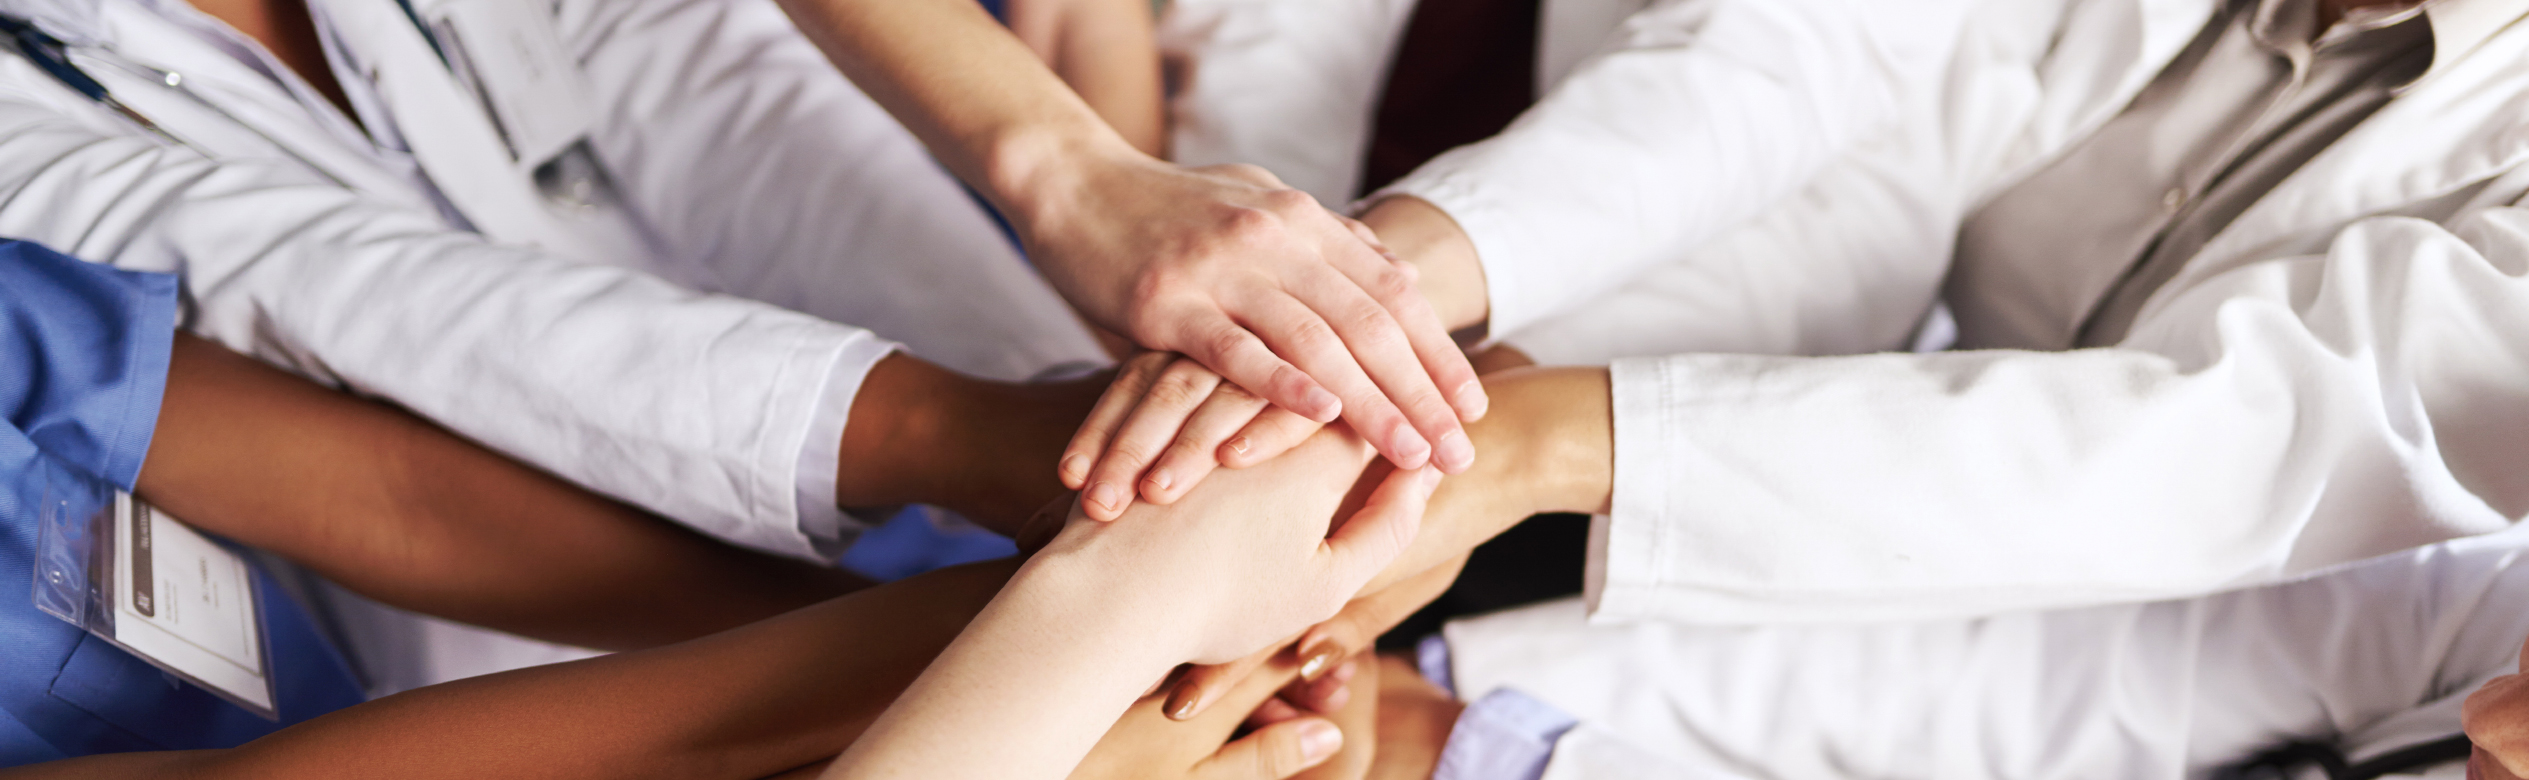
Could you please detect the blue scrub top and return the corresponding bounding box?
[0,240,363,766]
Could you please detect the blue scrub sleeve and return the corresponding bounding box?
[0,238,179,493]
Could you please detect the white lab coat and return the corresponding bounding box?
[1437,524,2529,779]
[1166,0,2529,624]
[0,0,1104,690]
[0,0,1104,561]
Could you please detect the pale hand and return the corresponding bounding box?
[1015,155,1484,479]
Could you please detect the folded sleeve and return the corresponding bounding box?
[0,239,178,491]
[1378,0,1978,337]
[1592,210,2529,623]
[0,84,868,560]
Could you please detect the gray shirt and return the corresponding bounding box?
[1947,0,2528,350]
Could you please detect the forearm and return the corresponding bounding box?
[1365,366,1611,594]
[1006,0,1166,157]
[0,562,1012,780]
[834,354,1101,535]
[828,557,1180,780]
[139,335,866,650]
[769,0,1137,221]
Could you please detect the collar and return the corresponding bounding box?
[2419,0,2529,74]
[2247,0,2528,82]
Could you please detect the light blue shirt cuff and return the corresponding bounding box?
[1420,635,1580,780]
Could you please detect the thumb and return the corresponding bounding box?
[1193,716,1344,780]
[1319,466,1442,596]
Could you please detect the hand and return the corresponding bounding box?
[1061,352,1327,519]
[1036,426,1444,666]
[1057,345,1531,523]
[2464,637,2529,779]
[1013,155,1485,477]
[1068,649,1374,780]
[1163,552,1469,721]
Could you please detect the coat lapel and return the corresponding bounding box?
[2161,13,2529,298]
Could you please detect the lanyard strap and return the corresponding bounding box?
[2221,734,2475,780]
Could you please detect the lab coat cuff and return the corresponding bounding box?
[794,334,901,561]
[1374,165,1556,339]
[1589,357,1679,620]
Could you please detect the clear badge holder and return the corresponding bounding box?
[32,475,279,720]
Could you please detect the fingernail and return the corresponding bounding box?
[1087,482,1123,516]
[1298,641,1344,683]
[1434,430,1474,473]
[1390,429,1432,468]
[1224,436,1252,458]
[1144,470,1173,496]
[1059,454,1089,484]
[1454,381,1489,420]
[1418,466,1445,492]
[1165,686,1203,721]
[1302,389,1341,422]
[1298,720,1343,761]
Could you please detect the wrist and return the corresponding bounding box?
[836,356,1091,533]
[1462,367,1613,517]
[1359,195,1489,334]
[983,118,1146,237]
[1006,536,1206,673]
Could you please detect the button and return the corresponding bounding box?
[162,71,181,88]
[2162,188,2187,212]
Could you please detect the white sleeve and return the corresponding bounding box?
[1378,0,1978,337]
[0,88,871,561]
[1592,210,2529,624]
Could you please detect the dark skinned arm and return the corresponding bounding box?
[834,353,1104,537]
[142,334,868,651]
[0,560,1014,780]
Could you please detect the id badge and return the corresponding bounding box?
[421,0,598,168]
[32,489,278,719]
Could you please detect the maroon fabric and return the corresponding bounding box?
[1356,0,1544,198]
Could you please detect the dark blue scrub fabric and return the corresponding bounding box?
[0,240,364,766]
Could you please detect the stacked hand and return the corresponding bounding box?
[1017,156,1485,500]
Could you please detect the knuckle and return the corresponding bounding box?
[1149,371,1210,408]
[1363,264,1417,301]
[1261,186,1319,214]
[1220,206,1284,247]
[1205,327,1259,365]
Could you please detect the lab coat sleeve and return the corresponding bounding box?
[1377,0,1978,338]
[1593,209,2529,624]
[0,89,874,561]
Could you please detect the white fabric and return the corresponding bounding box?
[1168,0,2529,623]
[1442,526,2529,780]
[0,0,1104,561]
[0,0,1103,687]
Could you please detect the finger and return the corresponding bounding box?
[1243,696,1306,730]
[1168,309,1343,425]
[1296,553,1469,673]
[1302,253,1481,473]
[1168,637,1288,721]
[1279,263,1467,473]
[1282,656,1357,715]
[1318,466,1443,599]
[1143,381,1274,504]
[1063,352,1174,492]
[1193,716,1344,780]
[1332,213,1394,259]
[1239,290,1431,469]
[1218,405,1323,469]
[1083,359,1223,518]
